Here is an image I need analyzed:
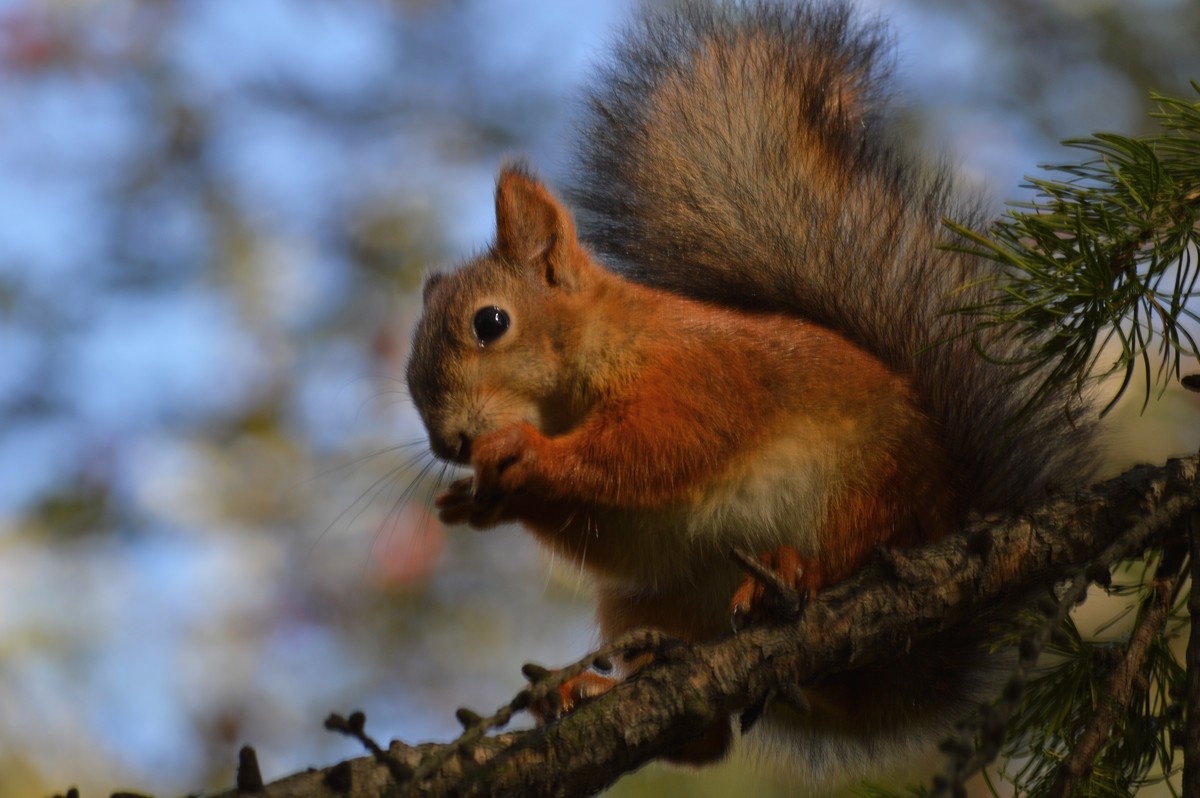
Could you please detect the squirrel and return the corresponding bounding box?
[405,0,1098,788]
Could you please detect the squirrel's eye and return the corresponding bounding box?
[473,306,510,345]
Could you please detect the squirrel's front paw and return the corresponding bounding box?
[434,477,495,527]
[433,423,544,529]
[471,422,541,501]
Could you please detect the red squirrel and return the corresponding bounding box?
[405,0,1097,787]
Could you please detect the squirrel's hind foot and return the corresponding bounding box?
[730,546,824,631]
[528,671,618,725]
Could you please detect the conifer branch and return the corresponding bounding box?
[1049,549,1185,797]
[933,488,1198,798]
[948,83,1200,418]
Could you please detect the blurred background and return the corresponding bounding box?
[0,0,1197,796]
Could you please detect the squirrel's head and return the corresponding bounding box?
[406,164,604,464]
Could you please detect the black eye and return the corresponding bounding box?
[473,306,510,345]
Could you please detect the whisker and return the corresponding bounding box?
[359,458,436,576]
[306,446,434,558]
[363,451,469,579]
[288,438,430,498]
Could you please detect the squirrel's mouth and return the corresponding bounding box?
[454,433,471,463]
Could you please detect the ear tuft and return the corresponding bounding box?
[493,163,583,288]
[420,271,446,303]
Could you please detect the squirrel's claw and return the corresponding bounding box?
[729,545,820,629]
[529,671,617,725]
[435,476,504,528]
[434,477,474,525]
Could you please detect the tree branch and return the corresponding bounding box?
[1048,546,1186,797]
[200,455,1200,798]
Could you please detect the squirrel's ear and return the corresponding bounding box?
[493,165,585,290]
[420,272,446,303]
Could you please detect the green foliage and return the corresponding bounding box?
[997,561,1188,797]
[948,82,1200,416]
[938,78,1200,798]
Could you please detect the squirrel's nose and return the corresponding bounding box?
[428,430,471,464]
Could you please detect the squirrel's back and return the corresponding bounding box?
[569,0,1097,510]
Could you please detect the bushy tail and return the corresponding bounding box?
[569,0,1096,510]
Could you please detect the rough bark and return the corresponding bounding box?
[186,455,1200,798]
